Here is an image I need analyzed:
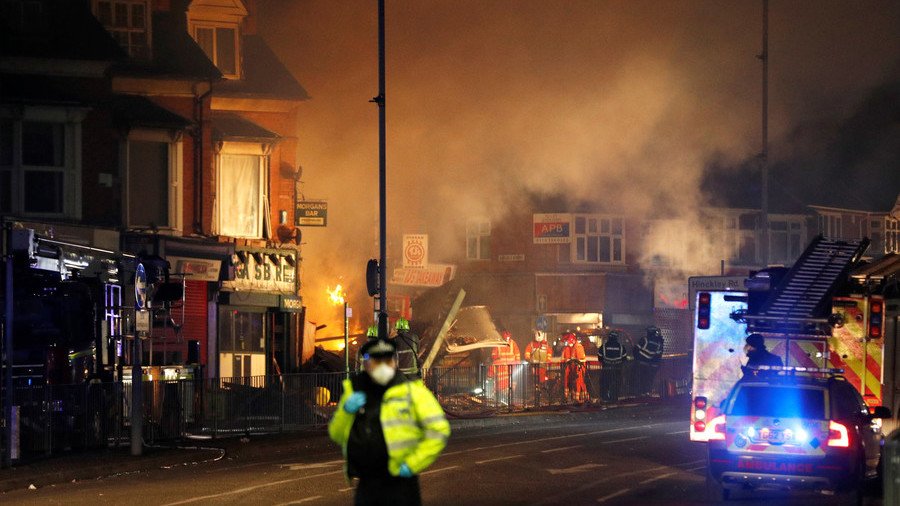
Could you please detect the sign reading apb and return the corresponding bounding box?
[533,213,571,244]
[296,200,328,227]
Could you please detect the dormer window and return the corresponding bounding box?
[93,0,151,59]
[186,0,247,80]
[193,24,238,77]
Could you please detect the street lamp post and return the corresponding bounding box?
[344,301,350,376]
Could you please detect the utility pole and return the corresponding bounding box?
[373,0,388,339]
[3,225,13,468]
[758,0,769,266]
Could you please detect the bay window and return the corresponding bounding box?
[216,144,268,239]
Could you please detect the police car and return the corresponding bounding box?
[705,366,890,500]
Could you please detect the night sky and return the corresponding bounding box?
[257,1,900,325]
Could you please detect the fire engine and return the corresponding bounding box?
[690,235,900,441]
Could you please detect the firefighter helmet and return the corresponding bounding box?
[395,318,410,332]
[501,330,512,341]
[565,333,577,346]
[366,325,378,338]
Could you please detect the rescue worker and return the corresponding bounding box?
[599,330,626,403]
[560,332,588,402]
[329,338,450,506]
[524,330,553,402]
[392,318,421,379]
[489,329,521,404]
[633,326,664,397]
[355,325,380,372]
[741,333,783,377]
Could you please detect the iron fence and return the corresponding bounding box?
[1,356,691,464]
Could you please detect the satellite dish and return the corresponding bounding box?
[276,225,297,244]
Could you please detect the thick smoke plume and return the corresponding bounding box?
[259,0,900,332]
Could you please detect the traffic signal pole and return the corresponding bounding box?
[375,0,388,339]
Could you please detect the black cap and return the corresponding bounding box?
[360,338,396,359]
[746,333,766,349]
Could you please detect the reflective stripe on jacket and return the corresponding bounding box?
[328,378,450,478]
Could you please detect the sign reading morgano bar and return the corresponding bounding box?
[392,264,456,287]
[533,213,571,244]
[296,200,327,227]
[223,249,297,294]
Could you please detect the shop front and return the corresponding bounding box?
[217,247,300,381]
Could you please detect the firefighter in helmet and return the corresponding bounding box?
[561,332,588,402]
[525,330,553,384]
[599,330,627,403]
[490,329,521,404]
[392,317,421,379]
[633,326,664,397]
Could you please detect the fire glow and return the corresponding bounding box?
[328,284,345,305]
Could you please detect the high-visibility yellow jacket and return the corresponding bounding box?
[328,377,450,478]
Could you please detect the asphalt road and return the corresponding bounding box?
[0,400,879,505]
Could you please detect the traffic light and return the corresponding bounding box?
[697,292,711,329]
[868,298,883,339]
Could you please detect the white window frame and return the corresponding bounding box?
[0,106,83,219]
[214,142,269,239]
[121,128,183,232]
[767,215,806,265]
[190,22,241,79]
[885,217,899,255]
[466,219,491,260]
[818,213,842,239]
[570,214,625,265]
[92,0,152,59]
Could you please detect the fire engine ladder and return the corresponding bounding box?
[746,235,869,334]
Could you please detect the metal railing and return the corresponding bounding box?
[1,356,691,464]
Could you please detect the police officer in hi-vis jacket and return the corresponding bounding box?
[329,338,450,506]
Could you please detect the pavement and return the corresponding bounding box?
[0,398,666,496]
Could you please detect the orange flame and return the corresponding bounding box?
[327,284,345,305]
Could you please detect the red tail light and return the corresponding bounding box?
[694,396,707,410]
[827,421,850,447]
[707,415,726,441]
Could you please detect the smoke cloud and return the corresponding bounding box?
[258,0,900,331]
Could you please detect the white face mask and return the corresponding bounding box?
[369,363,396,386]
[535,331,545,342]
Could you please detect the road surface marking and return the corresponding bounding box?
[597,489,632,503]
[273,496,323,505]
[339,487,354,492]
[599,436,648,444]
[548,463,606,474]
[541,445,583,453]
[160,470,343,505]
[421,465,459,475]
[639,471,678,485]
[442,423,666,457]
[280,460,343,471]
[476,454,523,465]
[666,430,689,435]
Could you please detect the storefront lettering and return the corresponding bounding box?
[228,250,297,293]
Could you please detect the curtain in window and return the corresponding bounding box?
[219,154,260,238]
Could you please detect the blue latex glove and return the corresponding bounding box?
[343,392,366,414]
[399,463,413,478]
